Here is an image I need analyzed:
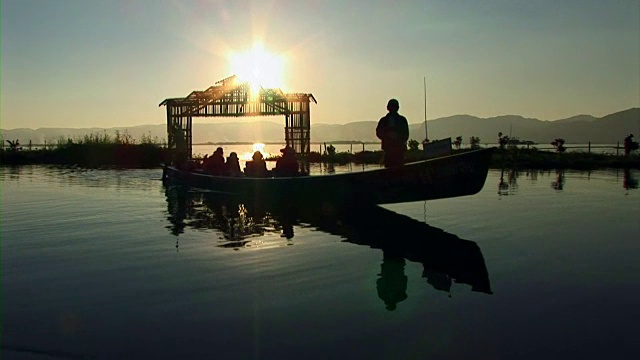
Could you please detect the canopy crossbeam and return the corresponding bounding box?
[160,75,316,159]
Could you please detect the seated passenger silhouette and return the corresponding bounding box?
[244,151,269,177]
[225,152,243,177]
[203,147,225,175]
[274,146,300,177]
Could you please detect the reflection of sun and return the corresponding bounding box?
[229,43,285,94]
[240,143,270,161]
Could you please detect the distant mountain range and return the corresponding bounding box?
[2,108,638,145]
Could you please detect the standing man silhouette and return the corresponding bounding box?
[376,99,409,167]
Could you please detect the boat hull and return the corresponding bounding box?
[163,148,494,205]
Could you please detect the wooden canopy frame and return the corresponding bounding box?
[159,75,317,159]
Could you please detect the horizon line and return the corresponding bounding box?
[1,107,638,131]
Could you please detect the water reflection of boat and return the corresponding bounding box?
[164,186,493,303]
[306,202,493,296]
[163,148,494,206]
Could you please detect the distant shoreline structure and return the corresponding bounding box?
[507,138,537,146]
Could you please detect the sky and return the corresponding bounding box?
[1,0,639,130]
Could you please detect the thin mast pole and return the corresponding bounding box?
[423,76,428,142]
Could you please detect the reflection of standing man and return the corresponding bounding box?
[376,99,409,167]
[376,252,408,311]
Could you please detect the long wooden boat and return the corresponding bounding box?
[163,147,494,206]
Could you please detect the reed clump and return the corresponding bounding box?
[1,131,168,168]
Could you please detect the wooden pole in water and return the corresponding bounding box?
[423,76,428,142]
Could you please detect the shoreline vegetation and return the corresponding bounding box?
[1,133,639,170]
[1,132,168,168]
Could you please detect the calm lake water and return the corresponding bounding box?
[192,143,624,161]
[1,165,638,359]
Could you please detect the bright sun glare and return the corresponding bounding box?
[229,43,286,93]
[239,143,269,161]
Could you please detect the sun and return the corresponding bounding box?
[228,43,286,93]
[240,143,270,161]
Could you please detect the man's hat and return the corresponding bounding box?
[280,146,294,154]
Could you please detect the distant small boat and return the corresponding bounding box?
[419,78,454,158]
[163,147,495,206]
[507,137,537,146]
[423,137,452,158]
[420,77,453,159]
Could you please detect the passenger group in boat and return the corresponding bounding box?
[178,146,302,178]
